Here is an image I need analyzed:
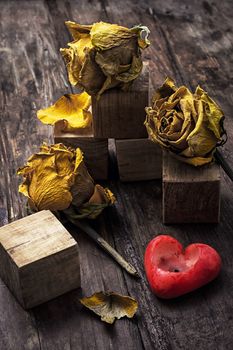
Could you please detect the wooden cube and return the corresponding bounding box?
[115,139,162,182]
[0,210,80,309]
[54,129,108,180]
[92,63,149,139]
[163,152,220,224]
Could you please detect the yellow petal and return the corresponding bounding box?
[174,152,214,166]
[80,292,138,324]
[61,22,93,87]
[186,99,218,156]
[18,152,73,211]
[60,47,80,86]
[90,22,136,50]
[37,93,92,132]
[89,184,116,205]
[152,77,177,104]
[76,185,116,219]
[68,37,93,69]
[65,21,92,40]
[60,36,93,87]
[195,86,224,139]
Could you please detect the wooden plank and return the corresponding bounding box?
[0,0,72,346]
[0,0,69,224]
[116,138,162,181]
[0,211,80,309]
[92,63,149,139]
[1,0,233,349]
[54,129,109,180]
[28,1,233,350]
[162,152,220,223]
[86,1,233,349]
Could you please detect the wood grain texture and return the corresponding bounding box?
[54,130,109,180]
[163,152,220,224]
[1,0,233,349]
[0,210,80,308]
[92,63,149,139]
[116,138,162,181]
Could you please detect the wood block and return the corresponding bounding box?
[92,63,149,139]
[163,152,220,224]
[0,210,80,309]
[54,128,108,180]
[115,139,162,181]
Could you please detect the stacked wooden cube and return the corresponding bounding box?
[55,126,109,181]
[162,151,221,224]
[54,63,162,182]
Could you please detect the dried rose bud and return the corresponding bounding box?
[17,143,115,218]
[60,21,150,98]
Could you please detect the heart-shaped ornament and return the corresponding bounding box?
[144,235,221,299]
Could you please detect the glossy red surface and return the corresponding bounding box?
[144,235,221,299]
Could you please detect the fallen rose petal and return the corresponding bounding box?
[80,291,138,324]
[37,92,92,132]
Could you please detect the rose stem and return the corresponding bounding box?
[215,149,233,182]
[67,216,140,278]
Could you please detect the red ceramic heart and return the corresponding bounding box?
[144,235,221,299]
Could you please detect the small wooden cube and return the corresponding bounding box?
[0,210,80,309]
[115,139,162,182]
[92,63,149,139]
[163,152,220,224]
[54,129,108,180]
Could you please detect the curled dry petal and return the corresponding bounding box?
[37,92,92,132]
[145,77,226,166]
[17,143,115,217]
[60,21,150,97]
[80,291,138,324]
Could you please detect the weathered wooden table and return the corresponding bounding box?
[1,0,233,349]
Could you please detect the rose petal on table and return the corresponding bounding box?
[37,92,92,132]
[80,292,138,324]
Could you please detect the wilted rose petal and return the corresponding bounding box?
[37,92,92,132]
[80,291,138,324]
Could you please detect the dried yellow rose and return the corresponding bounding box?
[145,78,226,166]
[37,92,92,132]
[60,21,150,97]
[80,291,138,324]
[17,143,115,218]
